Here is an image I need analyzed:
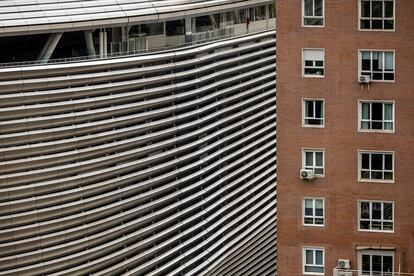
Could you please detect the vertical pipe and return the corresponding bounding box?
[99,30,104,58]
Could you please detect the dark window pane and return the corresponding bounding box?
[315,101,323,118]
[371,220,382,230]
[361,202,370,219]
[361,171,370,179]
[373,73,383,80]
[305,0,313,16]
[372,1,383,17]
[372,19,383,29]
[305,60,313,66]
[372,255,382,272]
[315,60,323,66]
[315,208,323,216]
[315,218,324,224]
[305,266,324,273]
[384,154,393,170]
[314,168,324,175]
[361,19,371,29]
[305,18,324,25]
[371,171,383,179]
[383,221,393,231]
[361,1,371,17]
[362,154,370,169]
[304,217,314,224]
[384,73,394,80]
[306,101,314,117]
[384,172,393,180]
[362,254,371,271]
[314,0,323,16]
[372,103,383,120]
[383,256,393,272]
[362,59,371,70]
[305,207,313,216]
[384,1,394,17]
[360,220,370,229]
[384,20,394,29]
[371,154,383,170]
[372,202,382,219]
[383,203,393,220]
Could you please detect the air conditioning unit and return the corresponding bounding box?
[359,75,371,84]
[300,169,315,180]
[338,259,351,269]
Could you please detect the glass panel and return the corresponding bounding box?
[305,18,324,25]
[305,60,314,66]
[384,104,393,120]
[166,20,185,36]
[315,250,323,265]
[362,52,371,70]
[315,101,323,118]
[384,20,394,29]
[315,218,324,224]
[305,0,314,16]
[383,221,393,230]
[315,60,324,67]
[383,203,393,220]
[360,220,370,229]
[372,202,382,219]
[361,153,370,169]
[361,19,371,29]
[372,19,383,29]
[362,254,371,272]
[384,73,394,80]
[360,202,370,219]
[362,103,370,120]
[371,154,383,170]
[306,152,313,166]
[372,255,382,272]
[305,266,324,273]
[371,103,383,121]
[384,1,394,17]
[315,152,323,166]
[306,101,314,117]
[306,250,313,264]
[385,52,394,70]
[239,9,247,23]
[383,256,393,272]
[384,154,393,170]
[372,1,383,17]
[315,168,324,175]
[384,171,393,180]
[304,217,314,224]
[314,0,323,16]
[361,1,371,17]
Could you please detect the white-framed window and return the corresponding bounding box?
[358,200,394,232]
[359,0,395,30]
[303,247,325,275]
[303,49,325,77]
[303,149,324,176]
[358,250,394,276]
[359,151,394,182]
[303,198,325,226]
[302,0,324,26]
[359,50,395,81]
[303,99,324,127]
[359,101,394,132]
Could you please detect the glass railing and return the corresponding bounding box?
[333,268,414,276]
[0,24,275,68]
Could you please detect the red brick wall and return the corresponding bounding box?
[276,0,414,275]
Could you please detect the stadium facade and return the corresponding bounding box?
[0,1,277,275]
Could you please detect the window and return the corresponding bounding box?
[360,0,394,30]
[303,198,325,226]
[359,151,394,182]
[359,201,394,232]
[360,50,395,81]
[303,49,325,77]
[303,149,324,176]
[359,250,393,276]
[359,101,394,132]
[303,99,324,127]
[303,247,325,275]
[269,4,276,19]
[303,0,324,26]
[166,20,185,36]
[255,5,267,21]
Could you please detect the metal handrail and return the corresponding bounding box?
[0,27,275,69]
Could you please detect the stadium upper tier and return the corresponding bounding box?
[0,0,271,36]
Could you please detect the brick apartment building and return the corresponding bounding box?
[276,0,414,275]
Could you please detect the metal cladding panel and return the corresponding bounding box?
[0,0,274,36]
[0,31,276,275]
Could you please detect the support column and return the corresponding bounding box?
[84,30,96,56]
[185,16,193,43]
[99,29,107,58]
[37,32,63,63]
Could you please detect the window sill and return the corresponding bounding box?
[303,124,325,128]
[358,179,394,184]
[303,75,325,78]
[303,224,325,228]
[358,229,394,234]
[358,129,395,134]
[358,28,395,32]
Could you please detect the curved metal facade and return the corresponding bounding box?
[0,29,276,275]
